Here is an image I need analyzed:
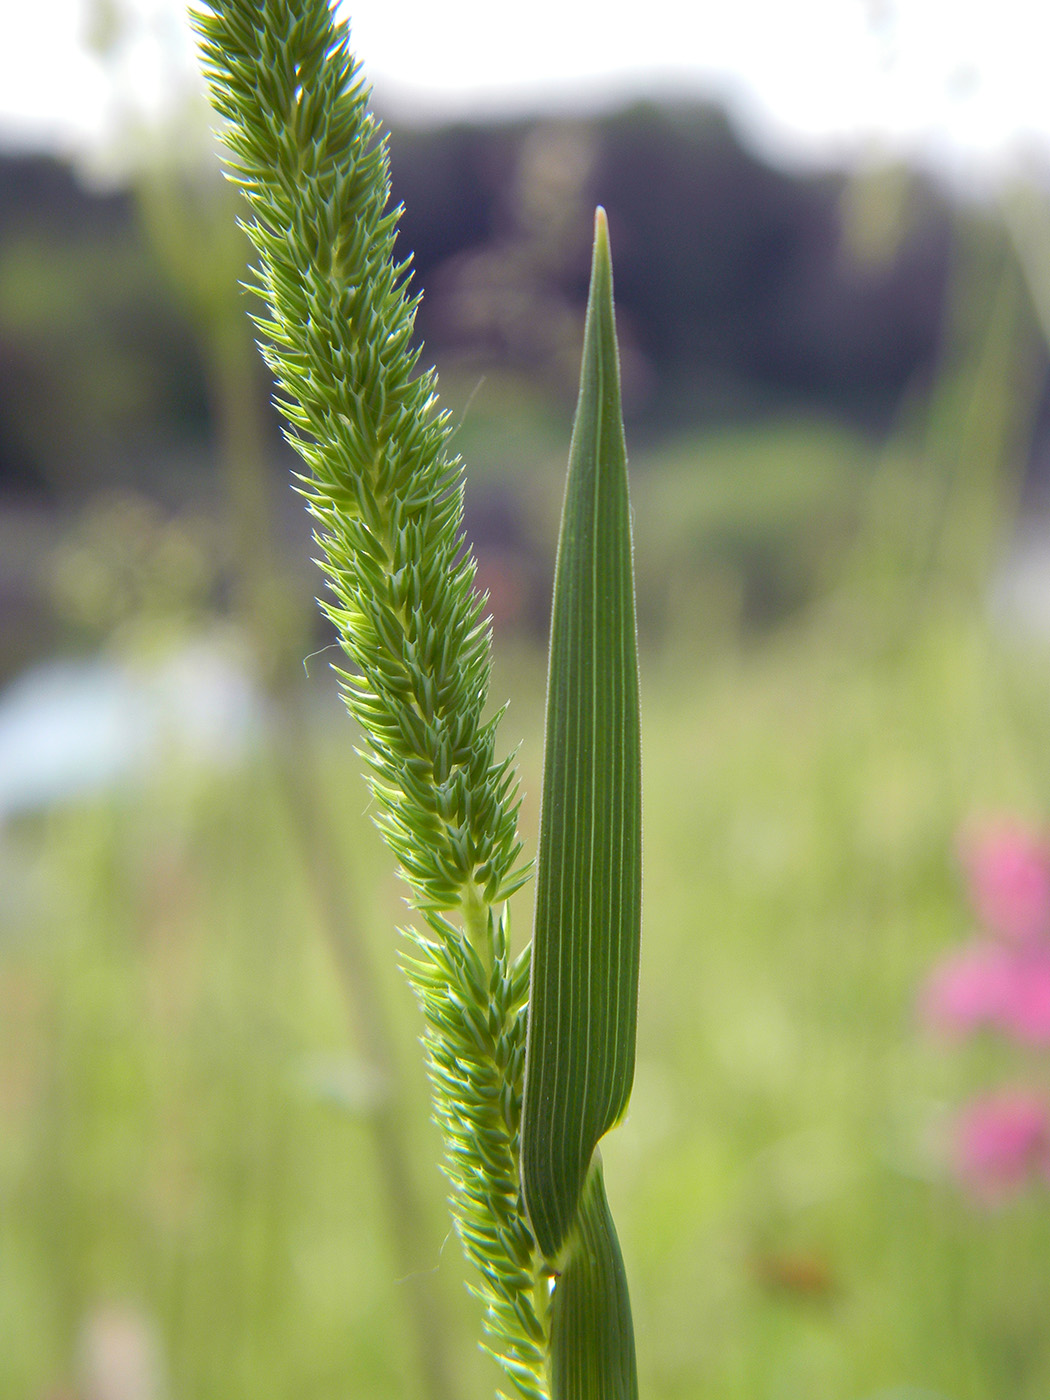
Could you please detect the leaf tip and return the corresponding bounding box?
[592,205,611,272]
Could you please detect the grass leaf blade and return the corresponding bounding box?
[521,207,642,1263]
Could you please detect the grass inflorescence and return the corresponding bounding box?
[193,0,546,1391]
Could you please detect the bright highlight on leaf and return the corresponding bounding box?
[521,207,642,1264]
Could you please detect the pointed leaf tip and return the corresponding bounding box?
[520,200,641,1263]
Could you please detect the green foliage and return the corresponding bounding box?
[11,609,1050,1400]
[521,211,641,1268]
[194,0,647,1390]
[549,1157,638,1400]
[193,0,545,1390]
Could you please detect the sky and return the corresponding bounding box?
[6,0,1050,184]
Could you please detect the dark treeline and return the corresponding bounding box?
[393,102,952,431]
[0,98,955,496]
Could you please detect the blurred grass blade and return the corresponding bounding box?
[549,1155,639,1400]
[521,207,642,1262]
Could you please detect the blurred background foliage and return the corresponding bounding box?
[7,6,1050,1400]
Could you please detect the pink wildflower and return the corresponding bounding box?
[997,949,1050,1043]
[953,1090,1050,1202]
[960,819,1050,947]
[920,940,1050,1045]
[920,941,1019,1038]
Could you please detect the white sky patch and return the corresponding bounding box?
[4,0,1050,183]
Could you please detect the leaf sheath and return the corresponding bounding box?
[549,1156,639,1400]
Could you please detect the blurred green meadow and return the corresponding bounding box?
[8,447,1050,1399]
[5,50,1050,1400]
